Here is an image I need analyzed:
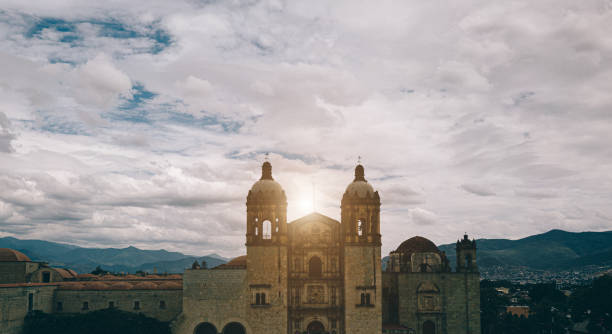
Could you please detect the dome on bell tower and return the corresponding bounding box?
[341,164,381,245]
[246,160,287,246]
[248,161,286,202]
[342,164,376,199]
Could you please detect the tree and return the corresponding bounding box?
[23,308,171,334]
[90,265,108,275]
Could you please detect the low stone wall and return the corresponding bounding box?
[0,284,57,334]
[173,268,248,334]
[54,288,182,322]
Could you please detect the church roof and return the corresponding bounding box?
[289,212,340,225]
[393,236,440,256]
[0,248,31,262]
[214,255,246,269]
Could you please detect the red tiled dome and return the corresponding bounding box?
[0,248,31,262]
[394,236,440,256]
[215,255,246,269]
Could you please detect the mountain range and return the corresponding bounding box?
[3,229,611,275]
[0,237,228,274]
[382,229,612,273]
[437,229,612,271]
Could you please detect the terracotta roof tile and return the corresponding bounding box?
[0,248,31,262]
[214,255,246,269]
[394,236,440,257]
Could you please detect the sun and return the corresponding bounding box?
[298,197,313,213]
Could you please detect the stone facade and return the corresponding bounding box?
[382,235,481,334]
[54,288,182,321]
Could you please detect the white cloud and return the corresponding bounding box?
[410,208,438,226]
[73,54,132,107]
[0,112,16,152]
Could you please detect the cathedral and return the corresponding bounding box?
[0,161,480,334]
[172,161,481,334]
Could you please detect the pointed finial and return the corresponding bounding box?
[354,164,366,182]
[358,155,362,164]
[261,160,273,180]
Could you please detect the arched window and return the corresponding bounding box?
[222,322,246,334]
[255,293,261,305]
[194,322,217,334]
[255,226,259,236]
[360,293,366,305]
[423,320,435,334]
[357,220,363,236]
[262,220,271,239]
[294,258,301,271]
[465,254,472,267]
[309,256,322,278]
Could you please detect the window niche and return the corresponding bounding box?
[262,220,272,239]
[253,292,268,306]
[308,256,322,278]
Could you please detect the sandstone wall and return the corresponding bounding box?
[246,245,288,334]
[54,288,182,321]
[395,272,481,334]
[174,268,249,334]
[343,245,382,334]
[0,284,56,334]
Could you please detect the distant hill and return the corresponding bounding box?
[0,237,227,274]
[436,229,612,271]
[5,229,611,275]
[382,230,612,273]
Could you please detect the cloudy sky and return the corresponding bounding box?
[0,0,611,257]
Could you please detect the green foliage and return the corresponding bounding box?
[439,230,612,271]
[569,275,612,333]
[481,280,572,334]
[22,308,171,334]
[91,265,109,275]
[528,283,566,306]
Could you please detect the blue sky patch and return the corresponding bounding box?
[24,16,173,54]
[166,112,243,133]
[119,83,157,111]
[25,17,77,38]
[35,112,89,136]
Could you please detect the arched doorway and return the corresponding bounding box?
[309,256,322,278]
[222,322,246,334]
[194,322,217,334]
[423,320,435,334]
[307,320,325,334]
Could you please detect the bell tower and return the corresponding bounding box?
[341,164,382,334]
[245,161,288,334]
[456,234,477,272]
[246,161,288,245]
[341,164,381,244]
